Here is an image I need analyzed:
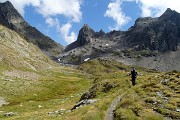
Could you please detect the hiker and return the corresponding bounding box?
[130,67,138,86]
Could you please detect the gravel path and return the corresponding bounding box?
[104,92,126,120]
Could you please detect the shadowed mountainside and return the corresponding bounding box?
[0,1,63,60]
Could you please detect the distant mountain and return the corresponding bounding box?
[59,8,180,71]
[123,8,180,52]
[0,1,63,60]
[64,24,95,52]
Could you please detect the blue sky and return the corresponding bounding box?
[1,0,180,46]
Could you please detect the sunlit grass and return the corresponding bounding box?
[0,57,179,120]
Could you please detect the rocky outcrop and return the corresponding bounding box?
[4,112,16,117]
[0,1,28,30]
[95,29,106,37]
[123,8,180,52]
[64,24,95,52]
[77,24,95,45]
[71,99,98,110]
[0,1,63,60]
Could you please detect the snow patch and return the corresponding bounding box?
[84,58,90,62]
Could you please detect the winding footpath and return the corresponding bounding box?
[104,92,126,120]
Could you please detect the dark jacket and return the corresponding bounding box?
[131,70,138,78]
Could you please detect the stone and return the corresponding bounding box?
[38,105,42,108]
[48,109,66,115]
[176,108,180,112]
[4,112,15,117]
[71,99,98,110]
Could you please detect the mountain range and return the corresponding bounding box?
[60,8,180,71]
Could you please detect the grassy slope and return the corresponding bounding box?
[0,25,92,120]
[69,59,180,120]
[114,71,180,120]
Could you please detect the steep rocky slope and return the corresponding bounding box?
[59,8,180,71]
[0,1,63,60]
[123,8,180,52]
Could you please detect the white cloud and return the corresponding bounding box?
[105,0,131,30]
[45,17,60,27]
[59,23,76,44]
[38,0,82,44]
[105,0,180,30]
[0,0,82,22]
[0,0,82,44]
[136,0,180,17]
[45,17,55,27]
[45,17,76,44]
[37,0,82,22]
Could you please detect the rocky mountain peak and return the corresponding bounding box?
[80,24,95,36]
[82,24,92,30]
[125,8,180,52]
[64,24,96,52]
[0,1,28,29]
[163,8,175,15]
[97,29,105,36]
[165,8,173,12]
[99,29,104,33]
[1,1,13,7]
[160,8,178,20]
[134,17,155,27]
[77,24,95,46]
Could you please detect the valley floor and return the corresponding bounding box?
[0,59,179,120]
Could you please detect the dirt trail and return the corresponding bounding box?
[104,92,126,120]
